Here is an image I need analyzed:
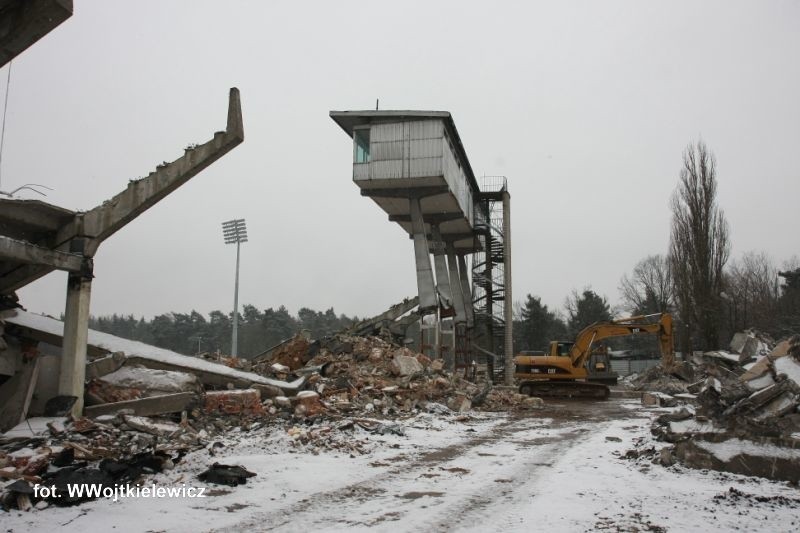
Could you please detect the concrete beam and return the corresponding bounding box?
[1,88,244,293]
[388,213,463,224]
[78,87,245,254]
[0,0,73,68]
[0,235,85,272]
[409,232,476,244]
[84,392,196,418]
[361,185,448,199]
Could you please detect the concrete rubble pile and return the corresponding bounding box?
[252,333,538,415]
[1,327,535,512]
[627,331,800,482]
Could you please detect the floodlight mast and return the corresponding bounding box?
[222,218,247,357]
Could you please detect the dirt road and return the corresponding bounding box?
[223,399,649,532]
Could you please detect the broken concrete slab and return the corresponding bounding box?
[752,392,798,422]
[4,310,307,394]
[83,392,197,418]
[121,415,182,437]
[703,350,744,366]
[674,436,800,483]
[729,332,770,360]
[87,366,202,404]
[740,356,775,383]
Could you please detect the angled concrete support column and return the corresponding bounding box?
[410,198,437,314]
[59,272,92,416]
[446,243,467,324]
[430,225,453,312]
[457,253,474,327]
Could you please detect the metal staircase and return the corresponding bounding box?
[472,176,508,383]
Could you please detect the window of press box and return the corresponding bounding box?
[354,128,370,163]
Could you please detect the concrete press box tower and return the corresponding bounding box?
[330,110,490,371]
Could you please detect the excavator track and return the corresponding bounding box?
[518,380,610,400]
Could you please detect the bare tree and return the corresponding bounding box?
[669,141,730,352]
[723,251,778,334]
[619,254,674,315]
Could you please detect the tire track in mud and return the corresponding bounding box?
[216,400,638,532]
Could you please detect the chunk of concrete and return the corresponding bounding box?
[390,355,423,377]
[752,392,798,421]
[204,389,263,415]
[122,415,182,436]
[85,351,126,380]
[642,391,677,407]
[740,356,774,383]
[294,390,325,416]
[251,383,283,398]
[771,339,791,357]
[447,394,472,412]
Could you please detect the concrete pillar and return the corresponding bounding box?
[457,253,474,327]
[409,198,437,314]
[446,243,466,324]
[59,273,92,416]
[430,225,453,311]
[441,317,454,370]
[502,191,514,386]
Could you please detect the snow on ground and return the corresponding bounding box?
[3,400,799,532]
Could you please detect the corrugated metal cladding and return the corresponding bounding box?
[371,122,404,143]
[409,157,443,178]
[442,133,474,225]
[353,163,369,181]
[370,160,404,180]
[363,120,446,181]
[371,141,404,161]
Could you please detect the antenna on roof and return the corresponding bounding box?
[376,98,379,110]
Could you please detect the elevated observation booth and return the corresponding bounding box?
[330,111,512,381]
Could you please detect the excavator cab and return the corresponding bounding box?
[555,342,573,357]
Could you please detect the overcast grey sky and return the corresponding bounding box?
[6,0,800,321]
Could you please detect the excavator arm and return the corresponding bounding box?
[570,313,674,370]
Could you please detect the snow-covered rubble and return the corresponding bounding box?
[636,332,800,482]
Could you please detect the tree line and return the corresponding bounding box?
[89,305,357,358]
[514,140,800,356]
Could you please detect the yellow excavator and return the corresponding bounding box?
[515,313,674,399]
